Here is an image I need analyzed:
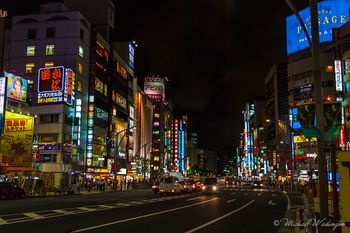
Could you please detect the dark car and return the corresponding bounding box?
[0,182,26,199]
[202,178,220,194]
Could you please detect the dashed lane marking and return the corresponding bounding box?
[226,199,235,203]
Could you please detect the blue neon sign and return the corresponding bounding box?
[286,0,350,55]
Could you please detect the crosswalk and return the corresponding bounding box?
[0,193,193,226]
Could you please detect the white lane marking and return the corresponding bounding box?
[244,193,248,196]
[98,205,115,208]
[286,195,290,210]
[267,200,277,206]
[53,209,70,214]
[230,192,235,195]
[272,194,278,197]
[71,198,219,233]
[23,212,45,219]
[185,200,255,233]
[127,202,143,205]
[77,207,93,211]
[186,197,201,201]
[226,199,235,203]
[0,218,8,224]
[258,193,261,196]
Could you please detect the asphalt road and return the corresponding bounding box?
[0,187,289,233]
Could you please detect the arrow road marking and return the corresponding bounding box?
[226,199,235,203]
[268,200,277,206]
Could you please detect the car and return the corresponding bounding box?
[158,176,180,195]
[0,182,26,199]
[202,177,220,194]
[253,181,264,188]
[179,181,189,193]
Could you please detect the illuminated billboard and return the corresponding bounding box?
[144,76,165,101]
[0,111,34,167]
[0,77,6,134]
[286,0,350,55]
[4,72,27,102]
[37,66,75,106]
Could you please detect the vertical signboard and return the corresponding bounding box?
[334,60,343,92]
[0,77,6,134]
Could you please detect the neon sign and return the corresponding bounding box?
[0,77,6,134]
[37,66,75,105]
[334,60,343,92]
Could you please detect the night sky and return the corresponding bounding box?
[2,0,309,150]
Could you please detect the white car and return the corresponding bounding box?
[158,176,180,195]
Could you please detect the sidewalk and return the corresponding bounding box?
[278,192,316,233]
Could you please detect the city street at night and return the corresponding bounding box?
[0,187,293,233]
[1,0,350,232]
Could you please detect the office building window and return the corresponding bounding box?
[45,62,54,68]
[78,63,83,75]
[39,114,59,123]
[25,63,35,74]
[46,45,55,55]
[76,81,82,92]
[80,29,84,41]
[26,45,35,56]
[79,46,84,57]
[27,29,36,39]
[46,27,56,38]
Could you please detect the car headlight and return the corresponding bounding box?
[254,184,257,187]
[202,186,206,190]
[213,186,217,191]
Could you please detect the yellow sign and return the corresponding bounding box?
[293,136,317,144]
[0,111,34,167]
[338,151,350,233]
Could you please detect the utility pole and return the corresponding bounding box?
[310,0,328,218]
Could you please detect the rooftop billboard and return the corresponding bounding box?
[286,0,350,55]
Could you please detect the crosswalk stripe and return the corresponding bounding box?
[0,218,8,225]
[23,212,45,219]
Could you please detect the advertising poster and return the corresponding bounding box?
[4,72,27,102]
[0,111,34,167]
[324,103,342,129]
[297,104,315,128]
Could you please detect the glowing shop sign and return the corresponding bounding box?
[37,66,75,105]
[334,60,343,92]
